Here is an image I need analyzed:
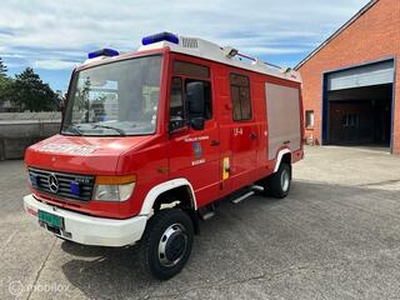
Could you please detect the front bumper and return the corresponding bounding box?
[23,194,147,247]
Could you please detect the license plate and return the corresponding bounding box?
[38,210,63,229]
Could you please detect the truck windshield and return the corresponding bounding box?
[62,55,162,136]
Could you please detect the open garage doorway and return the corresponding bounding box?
[322,59,394,150]
[328,84,392,146]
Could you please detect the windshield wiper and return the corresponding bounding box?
[91,124,126,136]
[63,125,83,136]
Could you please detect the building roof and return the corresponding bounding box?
[295,0,378,70]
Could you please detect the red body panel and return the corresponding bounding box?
[24,46,303,219]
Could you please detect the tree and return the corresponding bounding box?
[0,58,12,109]
[0,57,8,78]
[10,67,59,112]
[0,77,12,100]
[75,77,91,110]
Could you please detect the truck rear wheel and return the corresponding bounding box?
[140,208,194,280]
[266,163,291,199]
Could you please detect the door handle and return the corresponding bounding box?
[210,140,220,146]
[249,133,258,140]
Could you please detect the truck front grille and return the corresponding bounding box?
[28,168,95,202]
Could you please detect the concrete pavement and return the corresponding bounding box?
[1,146,400,299]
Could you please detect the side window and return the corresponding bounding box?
[342,114,359,128]
[230,73,252,121]
[305,110,314,128]
[169,60,212,123]
[170,77,183,121]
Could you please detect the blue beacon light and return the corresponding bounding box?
[88,48,119,59]
[142,32,179,46]
[30,173,39,187]
[70,181,81,196]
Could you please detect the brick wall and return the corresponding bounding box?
[298,0,400,153]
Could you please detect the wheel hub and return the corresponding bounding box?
[165,233,186,262]
[158,223,188,267]
[281,169,290,192]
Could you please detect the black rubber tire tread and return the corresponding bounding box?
[267,163,291,199]
[139,208,194,280]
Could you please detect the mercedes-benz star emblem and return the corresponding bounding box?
[48,174,59,193]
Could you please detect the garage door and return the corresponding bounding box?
[327,60,394,91]
[322,59,395,147]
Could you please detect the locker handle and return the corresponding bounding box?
[210,140,220,146]
[249,133,258,140]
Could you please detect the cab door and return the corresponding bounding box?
[167,59,220,207]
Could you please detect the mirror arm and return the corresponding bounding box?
[169,126,188,135]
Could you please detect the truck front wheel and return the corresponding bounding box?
[140,208,194,280]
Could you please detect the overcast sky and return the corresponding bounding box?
[1,0,370,91]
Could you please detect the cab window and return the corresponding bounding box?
[169,61,212,126]
[170,77,184,122]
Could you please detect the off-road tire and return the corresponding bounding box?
[265,163,291,199]
[140,208,194,280]
[257,163,292,199]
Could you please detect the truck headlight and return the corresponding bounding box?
[94,175,136,202]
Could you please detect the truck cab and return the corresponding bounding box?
[23,32,303,280]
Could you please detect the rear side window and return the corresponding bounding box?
[230,73,252,121]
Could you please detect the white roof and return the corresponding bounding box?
[138,35,301,83]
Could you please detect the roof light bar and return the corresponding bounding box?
[142,32,179,46]
[88,48,119,59]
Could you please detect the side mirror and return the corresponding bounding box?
[187,82,205,116]
[60,99,66,120]
[59,96,64,108]
[190,117,205,131]
[186,82,205,131]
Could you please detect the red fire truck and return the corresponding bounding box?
[23,32,303,279]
